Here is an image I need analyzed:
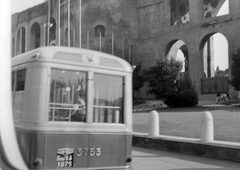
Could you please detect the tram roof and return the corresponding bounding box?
[12,47,133,72]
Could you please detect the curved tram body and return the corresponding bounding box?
[11,47,133,169]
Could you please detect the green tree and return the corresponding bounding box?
[144,58,182,99]
[229,49,240,91]
[144,58,198,107]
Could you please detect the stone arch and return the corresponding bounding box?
[165,39,189,73]
[30,22,41,50]
[199,32,229,78]
[16,27,26,55]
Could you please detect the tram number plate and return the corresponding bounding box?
[76,148,101,157]
[57,148,74,168]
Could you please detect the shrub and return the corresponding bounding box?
[164,76,198,107]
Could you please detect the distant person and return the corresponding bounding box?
[216,93,221,104]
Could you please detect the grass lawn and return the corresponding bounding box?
[133,106,240,143]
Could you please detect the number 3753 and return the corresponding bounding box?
[76,148,101,157]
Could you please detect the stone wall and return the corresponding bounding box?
[11,0,138,64]
[136,0,240,97]
[11,0,240,99]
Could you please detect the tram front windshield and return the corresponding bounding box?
[49,69,124,124]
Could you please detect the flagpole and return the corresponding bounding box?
[68,0,70,47]
[15,31,17,56]
[43,24,46,46]
[73,29,75,47]
[79,0,81,48]
[20,28,22,53]
[47,0,50,46]
[25,25,28,52]
[58,0,61,46]
[112,32,114,55]
[122,33,124,59]
[99,32,101,52]
[87,30,89,49]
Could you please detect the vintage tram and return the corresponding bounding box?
[10,47,133,169]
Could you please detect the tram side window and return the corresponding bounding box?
[93,74,124,124]
[12,72,15,91]
[16,69,26,91]
[12,69,26,120]
[49,69,87,122]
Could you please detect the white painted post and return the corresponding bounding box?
[200,111,214,141]
[149,110,159,136]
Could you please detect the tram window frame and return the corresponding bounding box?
[49,68,87,123]
[93,73,124,124]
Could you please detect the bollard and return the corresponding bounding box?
[149,110,159,136]
[114,110,119,123]
[200,111,214,141]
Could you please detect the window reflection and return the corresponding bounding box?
[49,69,87,122]
[16,69,26,91]
[93,74,124,124]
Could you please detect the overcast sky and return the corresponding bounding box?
[11,0,44,14]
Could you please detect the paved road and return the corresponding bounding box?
[132,147,240,170]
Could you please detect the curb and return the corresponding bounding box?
[133,133,240,163]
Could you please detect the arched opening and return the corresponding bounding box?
[204,0,229,18]
[200,33,228,78]
[165,39,189,77]
[44,17,56,46]
[16,27,26,54]
[30,22,41,50]
[95,25,105,37]
[200,32,229,94]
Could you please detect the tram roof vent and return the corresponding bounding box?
[53,52,83,63]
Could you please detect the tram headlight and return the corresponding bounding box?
[126,157,132,163]
[32,158,43,168]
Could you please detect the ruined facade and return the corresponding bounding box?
[12,0,240,99]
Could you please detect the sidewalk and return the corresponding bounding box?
[132,147,240,170]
